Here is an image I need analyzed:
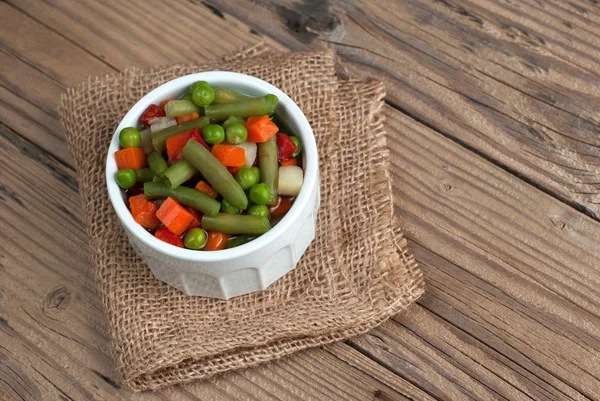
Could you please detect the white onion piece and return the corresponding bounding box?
[139,128,154,154]
[278,166,303,196]
[149,117,177,133]
[235,142,257,168]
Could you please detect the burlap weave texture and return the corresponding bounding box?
[58,44,424,391]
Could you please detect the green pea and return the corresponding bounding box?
[221,199,240,214]
[248,183,271,205]
[179,92,193,101]
[201,124,225,144]
[190,81,209,93]
[115,169,137,189]
[184,228,207,250]
[234,167,259,190]
[251,166,260,182]
[290,136,302,157]
[119,127,141,148]
[225,123,248,145]
[248,204,270,218]
[192,85,215,107]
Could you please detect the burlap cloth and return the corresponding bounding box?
[58,43,424,391]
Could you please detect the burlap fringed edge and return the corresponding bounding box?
[58,41,272,120]
[57,43,424,391]
[131,229,423,391]
[126,78,424,391]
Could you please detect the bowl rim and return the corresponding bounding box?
[105,71,318,262]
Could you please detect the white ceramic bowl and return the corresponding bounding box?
[106,72,319,299]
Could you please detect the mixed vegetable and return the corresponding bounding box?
[113,81,304,251]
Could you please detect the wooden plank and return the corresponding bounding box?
[0,2,114,87]
[345,106,600,400]
[0,121,430,399]
[0,49,69,164]
[0,1,431,398]
[5,1,600,400]
[0,0,281,165]
[212,0,600,218]
[6,0,283,70]
[0,82,72,166]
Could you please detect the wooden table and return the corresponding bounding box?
[2,1,599,400]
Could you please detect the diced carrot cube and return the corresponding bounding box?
[155,197,194,236]
[195,181,219,198]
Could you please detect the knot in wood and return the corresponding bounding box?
[549,217,566,231]
[44,287,71,311]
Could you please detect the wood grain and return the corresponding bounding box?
[213,0,600,218]
[0,1,430,399]
[347,107,600,400]
[5,0,280,71]
[0,122,430,400]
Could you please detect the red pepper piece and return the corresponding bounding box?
[269,196,294,217]
[189,126,209,149]
[276,133,297,161]
[167,127,208,163]
[140,104,166,126]
[186,207,203,229]
[154,226,183,247]
[227,166,241,174]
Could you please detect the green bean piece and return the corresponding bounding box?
[212,87,253,104]
[184,228,208,250]
[222,116,246,129]
[202,214,271,235]
[271,115,294,136]
[147,151,169,177]
[139,128,154,154]
[135,168,154,183]
[143,182,220,216]
[178,92,193,101]
[220,199,240,214]
[162,159,197,189]
[115,169,137,189]
[289,136,302,157]
[152,175,163,183]
[258,135,278,205]
[151,116,211,152]
[182,140,248,210]
[226,235,259,249]
[204,94,278,121]
[165,100,201,118]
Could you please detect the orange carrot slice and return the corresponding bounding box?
[243,115,279,143]
[176,112,200,125]
[115,147,147,170]
[211,144,245,167]
[156,197,194,236]
[203,231,230,251]
[280,158,297,166]
[194,180,219,198]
